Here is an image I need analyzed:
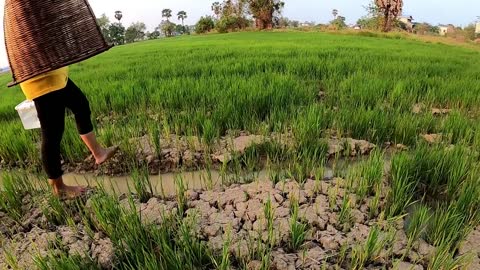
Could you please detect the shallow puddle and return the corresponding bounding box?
[58,170,271,197]
[0,168,333,196]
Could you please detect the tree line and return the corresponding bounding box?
[195,0,285,34]
[96,9,190,45]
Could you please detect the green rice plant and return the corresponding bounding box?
[149,123,162,157]
[368,185,381,220]
[39,194,70,225]
[385,153,417,218]
[34,252,99,270]
[350,226,383,270]
[328,186,338,210]
[454,174,480,226]
[338,195,352,231]
[0,172,35,221]
[428,243,473,270]
[201,119,218,147]
[131,166,154,203]
[289,197,308,251]
[425,203,466,250]
[409,144,474,201]
[212,226,232,270]
[175,174,187,216]
[176,215,214,268]
[264,196,275,246]
[359,150,384,196]
[242,144,263,173]
[336,241,349,268]
[405,204,431,257]
[3,247,20,270]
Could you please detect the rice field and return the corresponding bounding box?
[1,31,480,269]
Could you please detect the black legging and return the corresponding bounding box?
[33,79,94,179]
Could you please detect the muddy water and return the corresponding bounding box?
[0,167,336,196]
[61,170,273,197]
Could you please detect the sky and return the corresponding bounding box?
[1,0,479,67]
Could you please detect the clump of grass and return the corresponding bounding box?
[425,203,469,250]
[358,150,384,197]
[34,252,99,270]
[0,172,34,221]
[175,174,187,215]
[409,144,474,201]
[131,166,154,203]
[350,226,384,270]
[405,204,431,256]
[212,226,232,270]
[328,185,338,210]
[338,195,352,231]
[289,198,308,251]
[39,194,70,226]
[385,153,417,218]
[428,243,473,270]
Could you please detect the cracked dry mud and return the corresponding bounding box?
[2,176,477,270]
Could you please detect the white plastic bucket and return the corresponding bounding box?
[15,100,41,130]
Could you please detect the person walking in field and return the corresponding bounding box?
[20,68,118,198]
[4,0,117,198]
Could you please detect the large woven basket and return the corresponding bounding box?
[4,0,112,87]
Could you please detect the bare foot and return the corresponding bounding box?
[95,146,118,165]
[53,184,87,199]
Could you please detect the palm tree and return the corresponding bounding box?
[211,2,222,19]
[162,9,172,22]
[332,9,338,20]
[177,11,187,26]
[114,10,123,23]
[375,0,403,32]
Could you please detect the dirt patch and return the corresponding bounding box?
[431,108,451,116]
[421,134,443,144]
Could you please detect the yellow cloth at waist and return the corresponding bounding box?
[20,67,69,100]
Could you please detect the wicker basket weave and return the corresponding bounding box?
[4,0,112,87]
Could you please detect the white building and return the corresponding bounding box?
[439,24,455,36]
[476,22,480,34]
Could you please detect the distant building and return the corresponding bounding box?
[439,24,456,36]
[300,22,315,27]
[476,22,480,34]
[399,16,415,32]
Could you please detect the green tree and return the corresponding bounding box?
[375,0,403,32]
[97,13,111,42]
[277,17,290,28]
[147,30,161,39]
[162,9,173,22]
[245,0,285,29]
[108,23,125,45]
[463,24,477,40]
[195,16,215,34]
[125,22,147,43]
[330,16,347,30]
[159,20,176,37]
[357,16,382,31]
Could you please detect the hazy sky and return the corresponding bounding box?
[1,0,479,67]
